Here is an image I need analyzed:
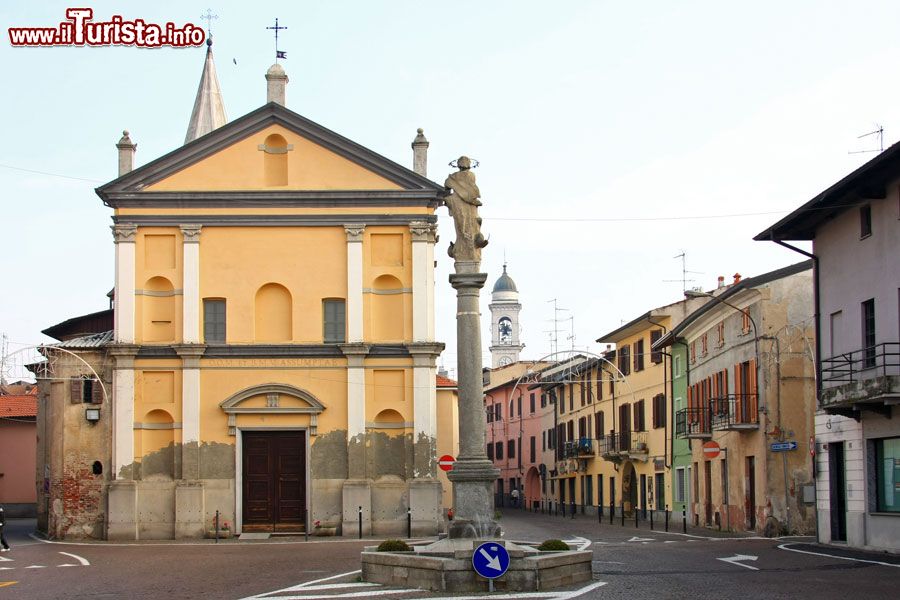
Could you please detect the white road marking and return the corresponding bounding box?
[777,543,900,568]
[240,570,363,599]
[0,556,13,562]
[24,566,46,569]
[58,552,90,566]
[626,536,655,543]
[0,567,14,571]
[716,554,759,570]
[261,591,419,599]
[563,536,592,550]
[281,583,378,592]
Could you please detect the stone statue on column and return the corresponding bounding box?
[443,156,488,261]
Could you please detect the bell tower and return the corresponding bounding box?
[489,263,524,367]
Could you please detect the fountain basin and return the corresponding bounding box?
[361,539,593,592]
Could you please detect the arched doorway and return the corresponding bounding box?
[621,461,638,515]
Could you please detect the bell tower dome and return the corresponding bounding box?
[489,263,524,368]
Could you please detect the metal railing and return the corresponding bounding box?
[599,431,648,454]
[563,438,594,458]
[821,342,899,385]
[709,394,759,429]
[675,407,711,438]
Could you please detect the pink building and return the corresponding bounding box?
[0,388,38,516]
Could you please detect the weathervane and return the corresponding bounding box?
[201,8,218,41]
[266,17,287,61]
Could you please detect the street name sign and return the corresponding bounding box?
[771,441,798,452]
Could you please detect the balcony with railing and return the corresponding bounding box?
[563,438,594,458]
[820,343,899,416]
[709,394,759,431]
[675,407,711,439]
[599,431,649,462]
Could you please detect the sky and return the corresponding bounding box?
[1,1,898,377]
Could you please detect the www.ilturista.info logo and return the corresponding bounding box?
[8,8,205,48]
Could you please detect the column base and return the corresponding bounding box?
[107,480,138,540]
[342,479,371,537]
[447,458,500,539]
[175,481,205,539]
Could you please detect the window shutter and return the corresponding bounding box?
[734,363,743,423]
[91,378,104,404]
[70,378,82,404]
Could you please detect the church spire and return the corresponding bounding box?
[184,37,227,144]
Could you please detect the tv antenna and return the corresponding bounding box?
[849,125,884,155]
[545,299,569,356]
[664,252,702,292]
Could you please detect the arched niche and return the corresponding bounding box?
[143,276,176,342]
[137,408,177,480]
[255,283,292,342]
[370,275,405,341]
[262,133,288,186]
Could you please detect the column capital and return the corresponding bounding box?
[407,342,445,364]
[108,344,139,368]
[344,223,366,242]
[449,271,487,291]
[173,344,207,368]
[180,224,202,243]
[111,224,137,243]
[340,343,371,359]
[409,221,437,243]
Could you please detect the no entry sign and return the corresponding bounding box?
[439,455,455,472]
[702,441,721,459]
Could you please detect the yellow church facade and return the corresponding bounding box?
[95,57,446,539]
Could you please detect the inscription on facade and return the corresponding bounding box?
[205,358,342,368]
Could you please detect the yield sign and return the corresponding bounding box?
[702,441,721,459]
[438,455,455,472]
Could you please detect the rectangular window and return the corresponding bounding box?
[862,298,876,368]
[875,437,900,512]
[716,321,725,348]
[596,368,603,400]
[634,399,646,431]
[540,393,547,408]
[673,354,682,378]
[517,395,522,418]
[701,333,708,357]
[569,383,574,411]
[742,310,752,335]
[690,341,697,364]
[530,436,536,463]
[81,378,94,404]
[530,392,536,413]
[580,378,586,406]
[486,405,493,423]
[595,411,605,439]
[487,443,494,460]
[203,298,226,343]
[559,387,566,414]
[495,441,503,460]
[650,329,663,363]
[652,393,666,428]
[495,403,502,421]
[860,204,872,238]
[609,375,615,397]
[675,468,686,503]
[578,416,586,438]
[619,346,631,375]
[508,439,515,459]
[322,299,346,343]
[634,338,645,372]
[542,431,546,452]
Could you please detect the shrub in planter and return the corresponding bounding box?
[377,539,412,552]
[536,539,570,551]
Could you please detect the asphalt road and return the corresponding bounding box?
[1,511,898,599]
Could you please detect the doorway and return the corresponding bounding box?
[828,443,847,541]
[640,474,648,518]
[242,431,306,532]
[704,461,713,525]
[622,462,637,514]
[745,456,757,530]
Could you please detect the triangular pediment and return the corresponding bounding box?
[97,103,444,202]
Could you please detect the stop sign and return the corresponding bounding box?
[702,441,721,459]
[438,455,455,472]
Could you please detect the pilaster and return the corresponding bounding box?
[341,343,370,480]
[108,345,139,480]
[410,221,437,343]
[345,224,365,343]
[112,224,137,344]
[408,342,444,478]
[180,224,202,344]
[174,344,206,481]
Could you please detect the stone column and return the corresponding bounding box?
[410,222,437,343]
[107,344,139,540]
[112,224,137,344]
[180,224,202,344]
[345,224,365,343]
[446,264,500,538]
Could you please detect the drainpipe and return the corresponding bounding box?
[762,334,790,533]
[647,317,669,469]
[678,338,691,511]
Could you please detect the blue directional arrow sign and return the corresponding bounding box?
[472,542,510,579]
[771,441,798,452]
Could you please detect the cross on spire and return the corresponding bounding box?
[266,17,287,61]
[201,8,218,38]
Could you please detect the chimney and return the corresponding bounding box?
[265,63,288,105]
[733,272,742,284]
[717,276,725,289]
[116,130,136,176]
[411,128,429,177]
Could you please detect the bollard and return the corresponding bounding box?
[598,504,602,523]
[610,500,614,525]
[215,509,220,543]
[650,509,654,530]
[407,508,412,539]
[682,508,687,534]
[665,505,670,532]
[305,508,309,542]
[571,501,576,520]
[359,505,363,540]
[621,504,625,527]
[561,502,565,518]
[635,508,639,528]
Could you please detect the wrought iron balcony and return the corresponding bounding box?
[599,431,649,461]
[822,342,899,385]
[675,407,711,439]
[709,394,759,431]
[562,438,594,458]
